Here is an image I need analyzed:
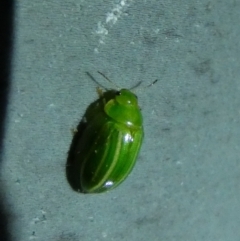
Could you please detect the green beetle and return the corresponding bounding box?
[67,73,152,193]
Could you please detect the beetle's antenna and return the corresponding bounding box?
[97,71,120,89]
[134,79,158,94]
[86,72,107,90]
[129,81,142,90]
[147,79,158,87]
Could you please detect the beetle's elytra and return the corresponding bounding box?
[69,87,143,194]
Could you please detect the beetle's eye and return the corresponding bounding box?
[116,91,121,96]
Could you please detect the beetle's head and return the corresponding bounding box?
[104,89,142,127]
[115,89,138,107]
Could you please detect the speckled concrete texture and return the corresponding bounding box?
[1,0,240,240]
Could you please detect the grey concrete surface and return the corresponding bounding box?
[1,0,240,240]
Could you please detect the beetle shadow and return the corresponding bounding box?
[0,1,15,240]
[66,89,117,193]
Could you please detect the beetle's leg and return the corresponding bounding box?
[96,87,107,105]
[97,87,104,97]
[71,128,78,135]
